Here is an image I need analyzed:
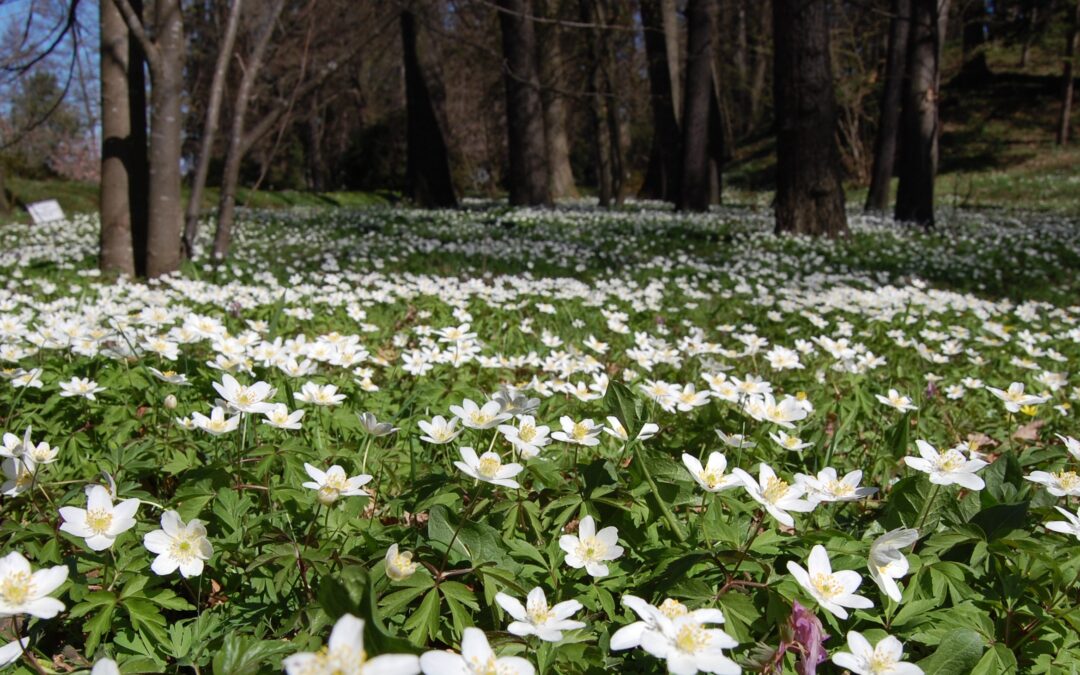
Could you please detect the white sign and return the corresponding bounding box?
[26,200,66,224]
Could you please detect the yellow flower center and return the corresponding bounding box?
[674,623,709,654]
[526,598,551,625]
[0,571,32,605]
[86,509,113,535]
[762,476,789,503]
[470,411,492,426]
[571,422,590,441]
[170,535,198,563]
[477,454,502,478]
[868,649,895,674]
[659,598,688,618]
[575,535,603,563]
[937,450,966,473]
[826,480,854,497]
[811,572,844,600]
[518,424,536,443]
[1056,471,1079,491]
[467,655,499,675]
[699,469,726,490]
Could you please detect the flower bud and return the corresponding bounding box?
[164,394,178,410]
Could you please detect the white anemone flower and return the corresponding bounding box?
[385,544,419,581]
[262,403,305,430]
[419,627,533,675]
[58,377,106,400]
[732,464,815,527]
[797,468,878,504]
[143,510,213,578]
[302,463,373,504]
[0,636,29,667]
[454,447,523,489]
[610,595,739,675]
[191,406,241,435]
[868,528,919,602]
[559,515,623,577]
[285,614,420,675]
[875,389,918,413]
[494,587,585,642]
[603,416,659,443]
[1046,506,1080,541]
[681,452,740,493]
[787,545,873,619]
[1025,469,1080,497]
[417,415,462,444]
[449,399,510,430]
[986,382,1049,413]
[831,631,923,675]
[552,416,602,446]
[59,485,139,551]
[212,373,276,414]
[903,440,987,490]
[294,382,346,406]
[0,551,68,618]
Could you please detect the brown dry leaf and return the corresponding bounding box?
[1012,419,1045,442]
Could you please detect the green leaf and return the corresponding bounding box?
[970,643,1018,675]
[404,589,442,646]
[604,381,644,442]
[917,628,985,674]
[211,634,294,675]
[969,502,1029,542]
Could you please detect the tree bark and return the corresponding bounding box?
[772,0,848,236]
[1057,0,1080,145]
[865,0,911,212]
[99,0,136,276]
[211,0,285,260]
[182,0,243,259]
[895,0,941,227]
[581,0,614,205]
[679,0,715,212]
[536,0,577,199]
[639,0,682,202]
[497,0,551,206]
[401,9,457,207]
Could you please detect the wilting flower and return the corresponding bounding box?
[787,545,873,619]
[358,412,399,437]
[868,529,918,603]
[495,587,585,642]
[682,452,740,493]
[785,601,828,675]
[302,463,372,504]
[903,440,987,490]
[559,515,623,577]
[59,485,139,551]
[454,447,523,488]
[420,627,533,675]
[385,544,419,581]
[875,389,917,413]
[0,551,68,618]
[285,614,420,675]
[143,511,213,578]
[831,631,923,675]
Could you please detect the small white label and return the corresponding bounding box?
[26,200,66,224]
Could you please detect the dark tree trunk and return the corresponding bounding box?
[581,0,614,205]
[182,0,243,259]
[959,0,991,83]
[866,0,911,212]
[639,0,682,202]
[707,64,726,204]
[679,0,715,212]
[1057,0,1080,145]
[497,0,550,206]
[895,0,941,227]
[100,0,137,276]
[401,10,457,207]
[304,106,326,192]
[536,0,577,199]
[772,0,848,236]
[128,1,149,277]
[143,0,184,278]
[212,0,285,260]
[747,0,771,131]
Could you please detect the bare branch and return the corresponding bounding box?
[111,0,159,65]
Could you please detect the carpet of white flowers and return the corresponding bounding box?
[1,203,1079,674]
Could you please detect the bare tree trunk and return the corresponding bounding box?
[497,0,551,206]
[747,0,771,131]
[212,0,285,260]
[143,0,184,278]
[773,0,848,236]
[182,0,243,259]
[707,63,726,204]
[401,9,457,207]
[679,0,715,212]
[866,0,911,212]
[581,0,614,205]
[662,0,681,124]
[639,0,682,202]
[895,0,941,227]
[100,0,136,276]
[1057,0,1080,145]
[536,0,577,199]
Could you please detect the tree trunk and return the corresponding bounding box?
[895,0,941,227]
[581,0,614,206]
[639,0,682,202]
[182,0,243,259]
[212,0,285,260]
[865,0,911,212]
[536,0,577,199]
[707,63,726,204]
[0,166,8,216]
[497,0,550,206]
[401,9,457,207]
[143,0,184,278]
[1057,0,1080,145]
[679,0,715,212]
[99,0,136,276]
[772,0,848,236]
[662,0,681,124]
[747,0,771,131]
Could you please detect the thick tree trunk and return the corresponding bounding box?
[895,0,941,227]
[212,0,285,260]
[1057,0,1080,145]
[662,0,681,124]
[182,0,243,259]
[707,64,725,204]
[536,0,577,199]
[497,0,550,206]
[865,0,911,212]
[99,0,136,276]
[401,10,457,207]
[679,0,715,212]
[143,0,184,278]
[747,0,771,131]
[581,0,614,205]
[128,1,149,276]
[772,0,848,236]
[639,0,682,202]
